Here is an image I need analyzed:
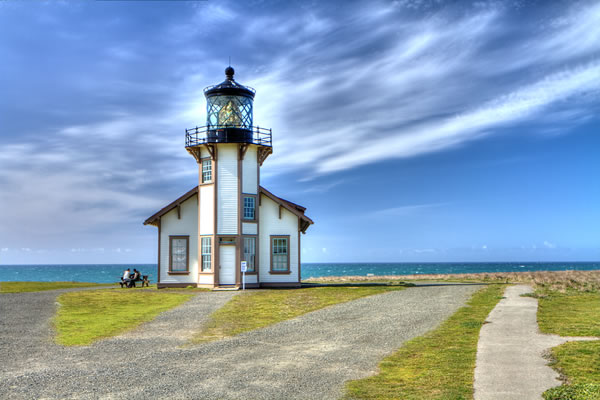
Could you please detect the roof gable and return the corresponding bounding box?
[259,186,314,232]
[143,185,313,233]
[143,187,198,226]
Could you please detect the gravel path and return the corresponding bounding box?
[102,291,236,347]
[1,284,480,399]
[474,285,598,400]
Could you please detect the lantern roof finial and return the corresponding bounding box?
[225,66,235,80]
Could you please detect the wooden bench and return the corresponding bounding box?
[119,275,150,288]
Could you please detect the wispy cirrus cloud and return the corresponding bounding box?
[367,203,447,218]
[316,61,600,173]
[243,1,600,177]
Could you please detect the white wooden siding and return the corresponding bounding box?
[258,194,299,284]
[199,184,214,235]
[242,222,258,235]
[242,146,258,194]
[243,274,258,284]
[159,194,198,284]
[198,274,214,285]
[217,144,238,234]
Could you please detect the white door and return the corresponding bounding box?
[219,245,236,285]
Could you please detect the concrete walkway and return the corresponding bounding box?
[0,284,480,399]
[474,285,598,400]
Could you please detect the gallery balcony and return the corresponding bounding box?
[185,125,272,148]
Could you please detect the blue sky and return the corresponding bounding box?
[0,0,599,264]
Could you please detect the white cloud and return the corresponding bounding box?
[302,179,349,193]
[317,61,600,173]
[413,248,437,253]
[368,203,446,218]
[235,2,600,179]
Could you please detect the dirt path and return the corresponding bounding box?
[1,284,480,399]
[474,285,597,400]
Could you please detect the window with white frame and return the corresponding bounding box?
[169,236,189,272]
[243,237,256,272]
[202,159,212,183]
[271,236,289,272]
[201,237,211,272]
[243,196,255,220]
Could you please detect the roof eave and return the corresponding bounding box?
[259,186,314,228]
[143,187,198,226]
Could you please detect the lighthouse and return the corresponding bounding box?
[144,67,313,289]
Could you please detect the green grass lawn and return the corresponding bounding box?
[344,284,504,400]
[536,288,600,400]
[0,281,114,293]
[543,340,600,400]
[192,286,404,344]
[537,291,600,337]
[55,290,193,346]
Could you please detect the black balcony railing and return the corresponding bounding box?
[185,125,272,147]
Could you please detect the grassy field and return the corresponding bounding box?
[0,281,114,293]
[343,284,504,400]
[192,286,404,344]
[534,283,600,400]
[55,290,193,345]
[537,291,600,337]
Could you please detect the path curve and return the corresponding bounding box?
[1,284,480,399]
[474,285,598,400]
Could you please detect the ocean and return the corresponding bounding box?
[0,262,598,283]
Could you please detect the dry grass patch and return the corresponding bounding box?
[308,270,600,292]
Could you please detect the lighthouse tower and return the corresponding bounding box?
[185,66,272,287]
[144,67,312,289]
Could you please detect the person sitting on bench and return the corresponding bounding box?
[121,268,132,287]
[130,269,141,288]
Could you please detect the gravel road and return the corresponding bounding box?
[0,284,481,399]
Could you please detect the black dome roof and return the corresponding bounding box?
[204,67,255,99]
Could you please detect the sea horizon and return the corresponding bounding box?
[0,261,598,283]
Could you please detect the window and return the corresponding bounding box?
[243,196,255,220]
[243,237,256,272]
[169,236,189,272]
[202,159,212,183]
[201,237,212,272]
[270,236,289,273]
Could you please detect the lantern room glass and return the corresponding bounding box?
[207,95,253,128]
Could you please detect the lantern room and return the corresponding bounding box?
[205,66,254,128]
[185,67,272,148]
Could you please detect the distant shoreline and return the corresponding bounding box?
[1,263,599,284]
[305,269,600,283]
[2,261,599,266]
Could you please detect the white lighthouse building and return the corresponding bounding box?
[144,67,313,289]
